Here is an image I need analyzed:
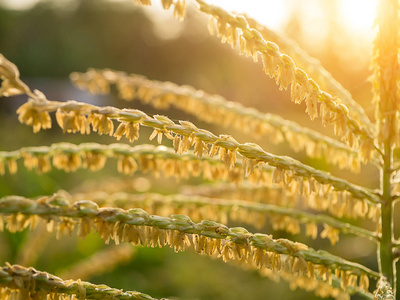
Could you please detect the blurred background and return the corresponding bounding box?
[0,0,386,299]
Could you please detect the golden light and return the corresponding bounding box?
[208,0,377,39]
[1,0,378,41]
[338,0,377,34]
[206,0,288,30]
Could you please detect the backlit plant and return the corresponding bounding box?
[0,0,399,299]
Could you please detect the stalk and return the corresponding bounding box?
[379,141,395,292]
[374,0,400,294]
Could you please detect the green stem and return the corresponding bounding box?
[379,141,396,293]
[375,0,400,294]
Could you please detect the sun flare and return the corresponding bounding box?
[208,0,377,39]
[0,0,378,38]
[206,0,287,29]
[338,0,377,33]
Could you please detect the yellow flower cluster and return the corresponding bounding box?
[15,97,380,211]
[260,267,351,300]
[372,0,400,148]
[0,263,159,300]
[184,183,379,223]
[71,69,374,172]
[0,0,391,291]
[0,196,377,298]
[0,142,380,224]
[196,0,375,150]
[16,99,52,133]
[244,16,373,131]
[66,191,377,245]
[132,0,378,153]
[0,54,31,97]
[132,0,185,20]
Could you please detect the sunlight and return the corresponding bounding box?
[0,0,39,10]
[0,0,378,40]
[206,0,377,44]
[338,0,377,33]
[206,0,288,30]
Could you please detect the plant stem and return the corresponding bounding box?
[375,0,400,293]
[379,140,396,294]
